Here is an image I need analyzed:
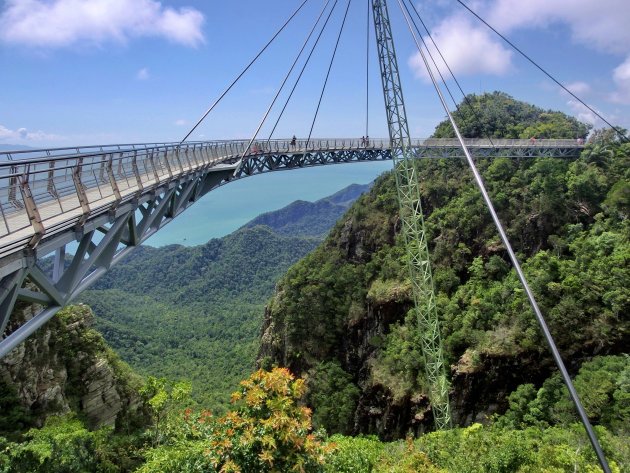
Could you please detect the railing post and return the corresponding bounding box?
[47,160,58,197]
[148,151,160,184]
[164,149,173,178]
[107,155,122,204]
[175,147,184,174]
[19,171,45,247]
[72,162,91,226]
[8,163,19,205]
[132,152,143,191]
[183,147,193,170]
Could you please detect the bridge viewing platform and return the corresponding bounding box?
[0,137,584,357]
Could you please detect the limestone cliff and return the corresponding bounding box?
[0,302,147,434]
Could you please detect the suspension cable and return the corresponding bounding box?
[306,0,353,148]
[400,0,460,110]
[267,0,341,142]
[180,0,310,143]
[455,0,628,143]
[403,0,496,148]
[396,1,612,471]
[366,0,371,138]
[238,0,333,160]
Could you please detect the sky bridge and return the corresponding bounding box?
[0,138,583,259]
[0,137,583,358]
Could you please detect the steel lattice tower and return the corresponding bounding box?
[371,0,451,429]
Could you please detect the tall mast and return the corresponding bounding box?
[371,0,451,429]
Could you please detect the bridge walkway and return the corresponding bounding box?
[0,138,583,263]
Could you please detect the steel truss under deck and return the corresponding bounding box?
[0,166,234,358]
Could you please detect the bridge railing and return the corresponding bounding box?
[0,142,228,249]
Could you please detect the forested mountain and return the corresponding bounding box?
[433,91,591,139]
[258,93,629,438]
[244,183,371,236]
[79,183,370,411]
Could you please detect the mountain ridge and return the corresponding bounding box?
[242,182,371,237]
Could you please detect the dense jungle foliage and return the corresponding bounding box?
[432,91,591,139]
[259,93,629,436]
[78,183,366,411]
[0,361,627,472]
[80,225,321,412]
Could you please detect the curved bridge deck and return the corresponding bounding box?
[0,137,584,357]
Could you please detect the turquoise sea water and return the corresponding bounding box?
[144,161,392,247]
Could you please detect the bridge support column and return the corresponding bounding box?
[0,269,26,335]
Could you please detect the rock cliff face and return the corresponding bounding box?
[260,281,556,439]
[257,179,439,439]
[0,302,146,433]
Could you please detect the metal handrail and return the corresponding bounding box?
[0,138,584,165]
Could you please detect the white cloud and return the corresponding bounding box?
[565,81,591,96]
[0,124,63,142]
[0,0,205,48]
[610,56,630,104]
[409,15,512,80]
[480,1,630,106]
[566,99,601,126]
[136,67,150,80]
[414,1,630,106]
[174,119,187,126]
[485,0,630,56]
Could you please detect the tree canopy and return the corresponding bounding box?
[432,91,591,139]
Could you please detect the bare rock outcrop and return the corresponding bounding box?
[0,302,146,432]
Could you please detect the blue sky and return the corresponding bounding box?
[1,0,629,148]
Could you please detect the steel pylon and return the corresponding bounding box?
[371,0,451,429]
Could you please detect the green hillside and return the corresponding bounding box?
[80,184,369,411]
[258,93,629,437]
[244,183,371,236]
[80,226,319,411]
